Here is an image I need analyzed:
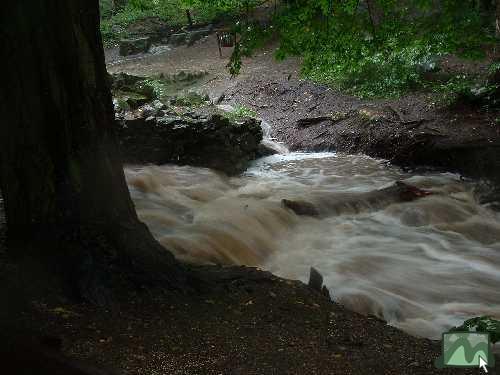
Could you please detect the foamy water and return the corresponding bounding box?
[125,150,500,339]
[125,105,500,339]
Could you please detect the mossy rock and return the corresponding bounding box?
[170,91,210,107]
[119,37,151,56]
[114,90,150,109]
[111,73,157,105]
[115,106,263,175]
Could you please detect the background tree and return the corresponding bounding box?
[113,0,128,10]
[0,0,184,301]
[497,0,500,37]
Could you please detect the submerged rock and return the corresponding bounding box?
[282,181,433,217]
[116,107,263,175]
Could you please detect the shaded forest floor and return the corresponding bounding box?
[0,251,484,375]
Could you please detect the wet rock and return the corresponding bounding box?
[168,33,188,47]
[308,267,323,292]
[110,72,144,90]
[322,285,332,301]
[168,26,213,47]
[256,143,278,158]
[416,55,441,74]
[113,98,130,113]
[110,73,157,109]
[116,108,263,175]
[119,37,151,56]
[282,182,433,218]
[282,199,320,217]
[126,16,174,44]
[116,92,151,110]
[187,28,211,46]
[170,91,210,107]
[152,100,167,111]
[417,55,454,83]
[167,70,208,83]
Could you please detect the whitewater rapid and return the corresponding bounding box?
[125,113,500,339]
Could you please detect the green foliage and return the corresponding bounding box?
[170,91,210,107]
[227,21,273,76]
[429,73,499,109]
[230,104,256,118]
[223,104,257,122]
[214,0,494,98]
[268,0,496,98]
[99,0,115,18]
[143,78,170,99]
[451,316,500,344]
[101,0,496,99]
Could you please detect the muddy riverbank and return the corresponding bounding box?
[107,35,500,188]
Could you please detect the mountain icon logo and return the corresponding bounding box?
[435,332,494,371]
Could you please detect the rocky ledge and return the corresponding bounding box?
[116,107,262,175]
[110,72,264,175]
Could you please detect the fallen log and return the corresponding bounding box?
[282,181,433,217]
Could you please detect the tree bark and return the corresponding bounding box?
[0,0,183,299]
[366,0,383,36]
[112,0,127,11]
[496,0,500,38]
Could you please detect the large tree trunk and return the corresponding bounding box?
[0,0,183,300]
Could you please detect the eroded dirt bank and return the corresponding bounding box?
[224,73,500,186]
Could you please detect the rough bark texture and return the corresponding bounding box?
[497,0,500,37]
[365,0,384,34]
[112,0,127,10]
[0,0,183,298]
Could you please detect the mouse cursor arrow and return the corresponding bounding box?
[479,356,488,373]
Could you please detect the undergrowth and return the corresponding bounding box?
[270,1,496,98]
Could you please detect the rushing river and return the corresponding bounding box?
[125,120,500,340]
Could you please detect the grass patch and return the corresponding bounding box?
[269,2,496,99]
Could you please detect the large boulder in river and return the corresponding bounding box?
[116,107,263,175]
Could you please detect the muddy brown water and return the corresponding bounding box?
[126,115,500,340]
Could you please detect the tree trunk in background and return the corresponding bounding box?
[113,0,127,11]
[496,0,500,37]
[186,9,194,28]
[366,0,383,35]
[0,0,183,299]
